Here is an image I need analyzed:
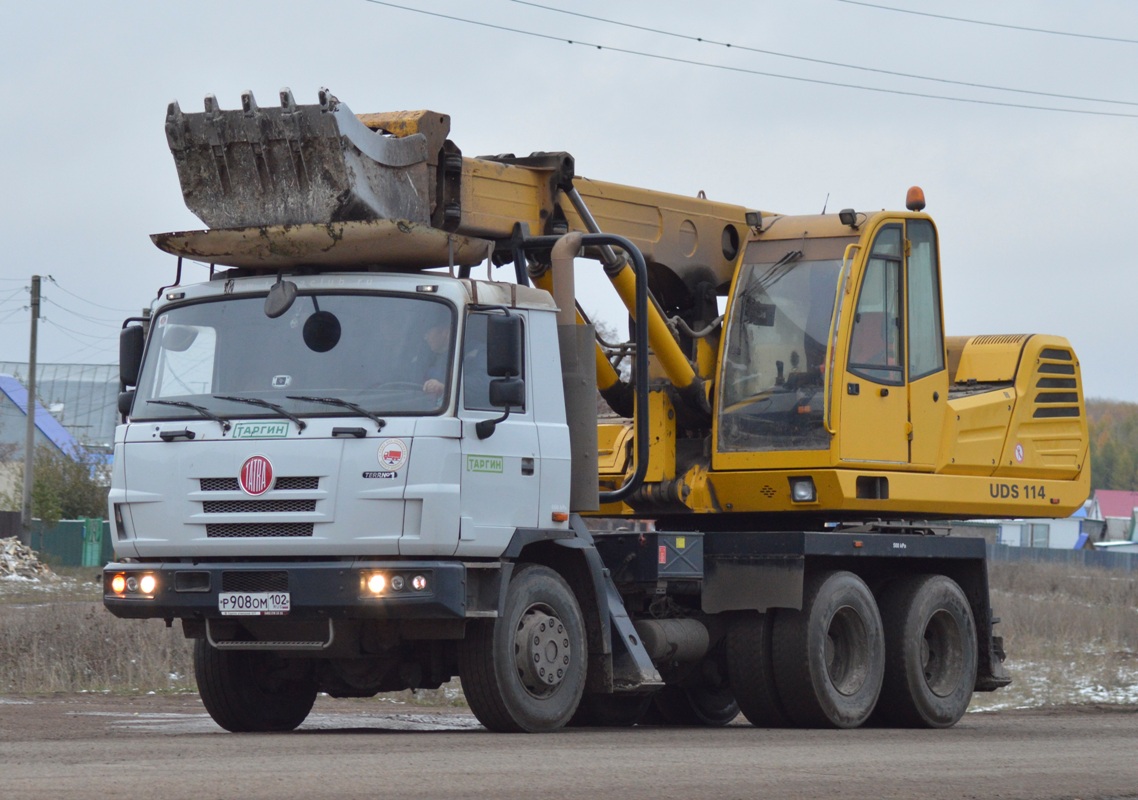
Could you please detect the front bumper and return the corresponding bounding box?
[103,560,469,621]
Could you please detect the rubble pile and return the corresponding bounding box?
[0,537,58,582]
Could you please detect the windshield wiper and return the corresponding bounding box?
[286,395,386,431]
[146,399,232,432]
[212,395,307,432]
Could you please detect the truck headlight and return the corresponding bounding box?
[108,571,158,597]
[789,477,817,503]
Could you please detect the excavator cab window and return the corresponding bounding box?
[718,237,854,452]
[848,225,904,385]
[906,219,945,380]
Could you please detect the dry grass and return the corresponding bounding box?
[1,561,1136,709]
[0,601,195,694]
[973,561,1138,709]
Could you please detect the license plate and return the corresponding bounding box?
[218,591,290,616]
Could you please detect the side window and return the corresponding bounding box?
[848,226,903,385]
[906,219,945,379]
[463,313,525,412]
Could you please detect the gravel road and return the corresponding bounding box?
[3,694,1137,800]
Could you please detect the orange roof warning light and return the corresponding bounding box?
[906,186,926,212]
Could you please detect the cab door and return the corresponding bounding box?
[839,221,948,466]
[839,225,909,463]
[457,311,540,557]
[905,219,948,467]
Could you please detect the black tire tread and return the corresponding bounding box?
[771,570,884,729]
[193,639,316,733]
[876,574,977,728]
[726,612,790,727]
[458,563,587,733]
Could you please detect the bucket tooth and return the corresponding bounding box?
[241,90,259,115]
[280,88,297,114]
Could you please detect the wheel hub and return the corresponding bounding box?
[514,606,571,697]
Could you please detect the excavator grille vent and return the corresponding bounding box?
[970,334,1030,346]
[1032,347,1081,419]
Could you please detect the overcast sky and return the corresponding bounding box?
[2,0,1135,402]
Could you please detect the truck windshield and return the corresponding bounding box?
[131,293,455,423]
[718,238,851,453]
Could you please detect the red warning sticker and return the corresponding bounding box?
[658,545,667,565]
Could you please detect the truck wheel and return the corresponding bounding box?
[459,564,587,732]
[726,611,790,727]
[568,693,653,727]
[875,575,977,728]
[772,570,884,728]
[651,684,739,726]
[193,639,317,732]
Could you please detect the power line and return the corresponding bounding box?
[44,276,138,314]
[835,0,1138,45]
[362,1,1138,118]
[41,296,123,325]
[0,307,26,325]
[510,0,1138,107]
[0,286,28,305]
[41,318,117,341]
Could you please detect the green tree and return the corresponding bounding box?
[1087,400,1138,491]
[0,443,109,528]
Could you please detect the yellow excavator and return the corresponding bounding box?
[106,88,1089,734]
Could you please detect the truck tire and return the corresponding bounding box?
[875,574,977,728]
[568,693,653,727]
[458,564,587,732]
[726,611,790,727]
[650,684,739,726]
[193,639,317,732]
[772,570,884,728]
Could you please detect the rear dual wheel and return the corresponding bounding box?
[875,575,977,728]
[651,683,739,727]
[726,611,790,727]
[771,571,885,729]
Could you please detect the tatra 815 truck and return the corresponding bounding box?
[104,89,1090,733]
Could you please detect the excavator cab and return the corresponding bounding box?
[711,210,951,494]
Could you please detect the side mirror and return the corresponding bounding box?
[488,376,525,408]
[486,314,522,377]
[120,325,145,387]
[118,390,135,418]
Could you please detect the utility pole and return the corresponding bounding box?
[21,275,40,545]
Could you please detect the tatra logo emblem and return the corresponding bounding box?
[240,455,274,496]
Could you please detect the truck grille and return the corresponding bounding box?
[200,476,320,491]
[202,499,317,514]
[221,571,289,592]
[206,523,314,538]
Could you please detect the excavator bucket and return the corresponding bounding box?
[165,88,436,229]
